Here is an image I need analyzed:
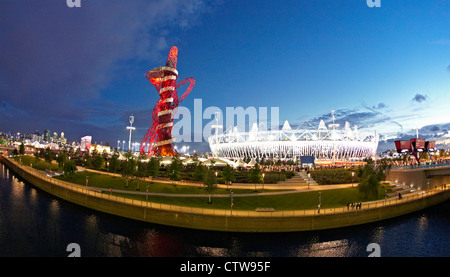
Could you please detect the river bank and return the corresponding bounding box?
[2,155,449,233]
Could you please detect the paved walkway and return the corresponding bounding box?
[76,166,357,198]
[99,184,356,198]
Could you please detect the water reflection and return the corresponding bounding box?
[1,164,450,257]
[370,226,385,245]
[49,199,60,217]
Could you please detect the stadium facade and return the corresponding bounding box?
[208,118,379,162]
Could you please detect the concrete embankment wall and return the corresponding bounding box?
[2,155,450,233]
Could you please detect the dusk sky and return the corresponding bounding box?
[1,0,449,153]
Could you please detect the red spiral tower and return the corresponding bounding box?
[140,46,195,156]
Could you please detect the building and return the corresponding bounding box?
[90,144,111,154]
[80,136,92,152]
[59,132,67,144]
[43,129,50,142]
[208,117,379,163]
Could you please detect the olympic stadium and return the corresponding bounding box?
[207,117,379,163]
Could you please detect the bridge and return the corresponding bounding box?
[387,163,450,192]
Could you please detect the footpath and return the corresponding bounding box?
[76,166,384,198]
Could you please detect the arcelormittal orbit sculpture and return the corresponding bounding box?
[140,46,195,156]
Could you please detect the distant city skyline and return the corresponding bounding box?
[1,1,449,154]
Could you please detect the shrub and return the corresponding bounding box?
[310,169,359,185]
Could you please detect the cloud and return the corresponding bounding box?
[430,38,450,46]
[447,64,450,72]
[412,93,428,103]
[372,103,387,110]
[0,0,215,142]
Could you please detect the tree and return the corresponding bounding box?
[56,151,67,168]
[248,163,263,184]
[193,162,206,182]
[168,157,182,181]
[376,158,392,181]
[92,155,105,170]
[222,164,235,187]
[82,152,92,168]
[358,159,381,200]
[108,154,120,173]
[121,152,136,188]
[135,161,148,190]
[203,170,217,204]
[147,157,160,179]
[64,160,77,178]
[44,147,53,163]
[19,142,25,155]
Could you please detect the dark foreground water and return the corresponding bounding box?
[1,163,449,258]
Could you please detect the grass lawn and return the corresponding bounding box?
[56,169,390,211]
[13,155,391,211]
[54,170,275,195]
[110,186,385,211]
[12,155,59,171]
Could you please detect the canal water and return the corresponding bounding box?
[1,163,449,257]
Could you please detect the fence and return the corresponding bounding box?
[393,161,450,170]
[3,156,450,219]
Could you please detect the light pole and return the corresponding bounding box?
[318,192,321,214]
[308,173,311,189]
[352,172,355,187]
[262,173,265,190]
[212,111,222,158]
[230,191,234,215]
[127,115,136,152]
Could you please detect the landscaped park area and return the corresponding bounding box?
[10,153,394,212]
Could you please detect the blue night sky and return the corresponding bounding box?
[1,0,449,153]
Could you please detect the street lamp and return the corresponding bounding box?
[127,115,136,152]
[230,191,234,215]
[308,173,311,189]
[318,192,321,214]
[352,172,355,187]
[262,173,265,190]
